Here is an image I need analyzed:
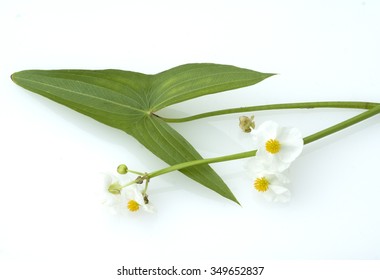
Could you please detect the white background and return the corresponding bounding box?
[1,0,380,278]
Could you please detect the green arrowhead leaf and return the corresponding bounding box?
[11,63,274,204]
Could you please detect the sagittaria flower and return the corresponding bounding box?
[100,175,126,214]
[253,172,291,202]
[122,185,155,213]
[253,120,303,172]
[247,157,291,202]
[101,175,154,214]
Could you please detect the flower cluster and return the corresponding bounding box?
[102,169,154,215]
[244,120,303,202]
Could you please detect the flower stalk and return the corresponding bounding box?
[158,101,380,123]
[147,104,380,180]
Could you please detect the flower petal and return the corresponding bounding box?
[256,121,279,144]
[142,203,156,213]
[253,121,303,171]
[271,186,291,202]
[123,185,144,205]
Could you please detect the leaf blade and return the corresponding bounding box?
[150,63,275,110]
[11,69,150,129]
[129,116,239,203]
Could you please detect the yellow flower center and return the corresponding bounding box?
[127,200,140,212]
[265,139,281,154]
[254,177,270,192]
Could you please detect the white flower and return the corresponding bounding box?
[246,120,302,203]
[101,174,154,215]
[122,185,155,213]
[101,175,122,204]
[100,174,127,214]
[253,120,303,172]
[254,173,291,203]
[247,157,291,203]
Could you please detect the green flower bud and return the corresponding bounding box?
[117,164,128,174]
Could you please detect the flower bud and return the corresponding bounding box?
[117,164,128,174]
[239,115,255,133]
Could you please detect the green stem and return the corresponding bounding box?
[118,179,140,190]
[158,101,379,123]
[128,170,145,176]
[148,150,257,179]
[303,104,380,144]
[148,105,380,179]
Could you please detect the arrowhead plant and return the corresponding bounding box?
[12,63,275,204]
[12,62,380,211]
